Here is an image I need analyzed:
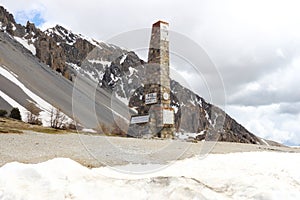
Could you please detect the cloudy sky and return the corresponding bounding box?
[2,0,300,145]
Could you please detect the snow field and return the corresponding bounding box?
[0,152,299,200]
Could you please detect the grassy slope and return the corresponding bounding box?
[0,117,72,134]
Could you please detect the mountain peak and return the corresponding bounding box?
[0,6,16,25]
[45,24,78,45]
[0,6,18,35]
[25,21,38,34]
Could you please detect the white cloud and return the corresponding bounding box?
[226,105,300,145]
[228,56,300,105]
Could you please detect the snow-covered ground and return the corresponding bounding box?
[175,132,205,140]
[13,37,36,55]
[0,152,299,200]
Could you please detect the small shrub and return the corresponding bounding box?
[28,118,42,125]
[49,107,67,129]
[68,123,77,130]
[97,117,128,136]
[111,121,126,136]
[0,109,7,117]
[97,122,111,135]
[9,107,21,120]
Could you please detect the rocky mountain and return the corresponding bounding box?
[0,6,125,81]
[0,6,131,129]
[0,5,280,145]
[97,53,266,144]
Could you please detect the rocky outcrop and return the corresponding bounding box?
[0,7,69,78]
[0,7,102,80]
[99,52,267,145]
[45,25,95,65]
[0,6,131,81]
[35,34,66,73]
[0,6,24,37]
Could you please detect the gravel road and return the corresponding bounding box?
[1,131,299,168]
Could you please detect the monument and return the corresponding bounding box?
[129,21,175,138]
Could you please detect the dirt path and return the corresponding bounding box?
[1,131,299,168]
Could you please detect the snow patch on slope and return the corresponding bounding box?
[13,37,36,55]
[88,59,111,66]
[0,65,71,126]
[45,26,77,45]
[83,70,98,83]
[78,34,103,49]
[261,138,270,146]
[114,93,129,105]
[128,67,137,76]
[0,90,28,121]
[66,62,80,71]
[120,54,127,64]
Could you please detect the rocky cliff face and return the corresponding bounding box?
[0,6,125,80]
[0,6,24,37]
[1,7,66,76]
[97,53,263,144]
[0,6,276,145]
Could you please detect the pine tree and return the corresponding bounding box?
[0,109,7,117]
[9,107,21,120]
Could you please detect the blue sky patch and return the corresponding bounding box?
[15,10,45,27]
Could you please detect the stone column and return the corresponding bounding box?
[145,21,174,138]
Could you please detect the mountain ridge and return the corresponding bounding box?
[0,5,282,146]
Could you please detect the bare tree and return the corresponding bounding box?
[26,102,42,125]
[49,107,67,129]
